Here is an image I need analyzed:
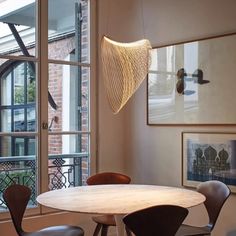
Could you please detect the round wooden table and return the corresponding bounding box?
[37,184,205,236]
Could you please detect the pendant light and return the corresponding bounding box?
[101,0,152,114]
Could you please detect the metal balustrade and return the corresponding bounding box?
[0,153,89,211]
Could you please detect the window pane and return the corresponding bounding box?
[0,1,36,57]
[14,109,25,132]
[48,134,89,189]
[27,108,36,131]
[14,63,25,105]
[0,135,37,156]
[48,64,89,132]
[0,60,36,105]
[12,108,36,132]
[0,135,38,212]
[0,136,12,156]
[15,137,25,156]
[48,0,89,63]
[27,64,36,103]
[14,62,36,105]
[1,109,11,132]
[28,138,35,155]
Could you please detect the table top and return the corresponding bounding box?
[36,184,205,215]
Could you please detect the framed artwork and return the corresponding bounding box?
[147,32,236,125]
[182,132,236,193]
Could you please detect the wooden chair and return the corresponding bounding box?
[123,205,189,236]
[3,184,84,236]
[86,172,131,236]
[176,180,231,236]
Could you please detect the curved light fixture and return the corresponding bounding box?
[101,36,152,114]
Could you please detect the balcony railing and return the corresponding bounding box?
[0,153,89,210]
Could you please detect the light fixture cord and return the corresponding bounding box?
[106,0,111,36]
[140,0,146,38]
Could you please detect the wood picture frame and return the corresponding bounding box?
[147,32,236,125]
[182,132,236,193]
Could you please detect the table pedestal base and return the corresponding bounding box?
[115,214,126,236]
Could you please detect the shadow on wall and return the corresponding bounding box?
[227,230,236,236]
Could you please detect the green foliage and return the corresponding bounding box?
[28,80,36,102]
[14,80,36,104]
[15,86,24,104]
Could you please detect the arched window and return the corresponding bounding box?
[0,61,36,156]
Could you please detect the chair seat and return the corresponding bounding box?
[176,224,211,236]
[92,215,116,226]
[23,225,84,236]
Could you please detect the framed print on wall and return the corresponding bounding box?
[147,32,236,125]
[182,132,236,193]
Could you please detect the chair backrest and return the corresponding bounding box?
[197,180,230,231]
[123,205,188,236]
[3,184,31,236]
[86,172,131,185]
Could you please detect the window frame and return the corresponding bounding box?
[0,0,96,219]
[0,61,36,157]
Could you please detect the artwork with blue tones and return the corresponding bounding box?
[182,132,236,193]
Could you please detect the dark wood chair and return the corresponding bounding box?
[86,172,131,236]
[3,184,84,236]
[123,204,189,236]
[176,180,231,236]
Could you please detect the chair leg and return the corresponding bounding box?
[101,225,108,236]
[93,223,102,236]
[125,226,132,236]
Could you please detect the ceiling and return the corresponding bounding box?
[0,0,77,30]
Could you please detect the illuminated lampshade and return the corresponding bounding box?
[101,36,152,114]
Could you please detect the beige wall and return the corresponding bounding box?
[97,0,236,235]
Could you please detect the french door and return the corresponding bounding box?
[0,0,94,218]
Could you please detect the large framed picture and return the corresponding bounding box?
[147,32,236,125]
[182,132,236,193]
